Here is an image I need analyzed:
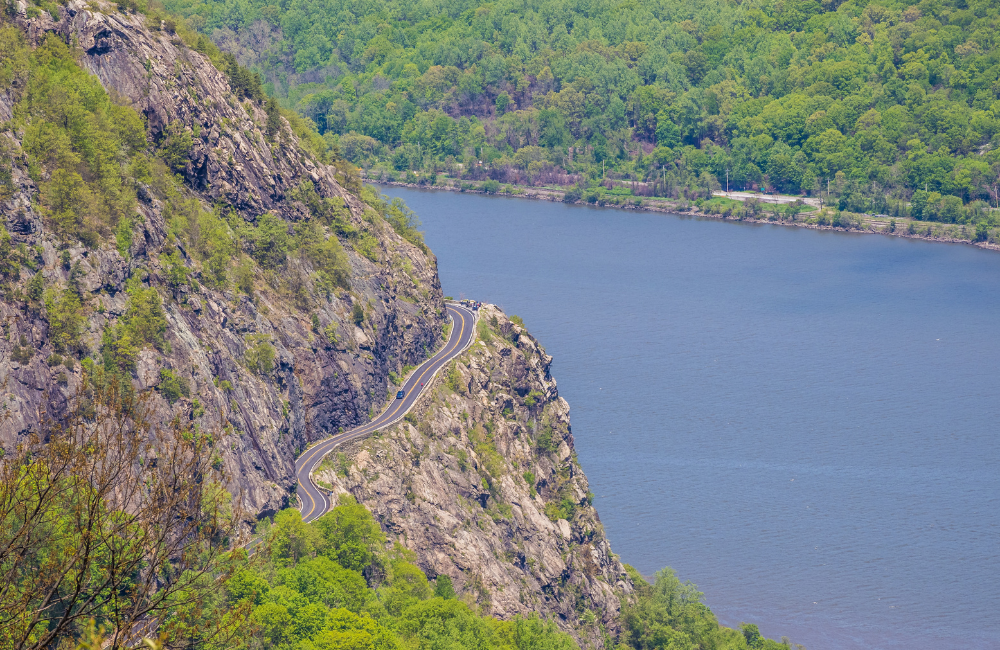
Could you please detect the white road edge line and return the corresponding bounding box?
[302,304,479,520]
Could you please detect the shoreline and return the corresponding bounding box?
[372,179,1000,254]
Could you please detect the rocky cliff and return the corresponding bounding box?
[314,305,632,646]
[0,5,633,641]
[0,3,445,517]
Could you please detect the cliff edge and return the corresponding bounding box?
[0,5,633,642]
[315,305,633,646]
[0,3,444,517]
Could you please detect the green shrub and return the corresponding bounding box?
[45,288,85,354]
[476,320,492,344]
[335,452,350,477]
[433,575,456,600]
[323,322,339,343]
[101,323,140,373]
[296,220,351,292]
[562,187,581,203]
[445,362,462,393]
[545,498,576,521]
[382,196,426,253]
[523,390,543,408]
[234,257,255,295]
[163,248,191,288]
[251,212,290,269]
[26,271,44,304]
[123,281,168,350]
[245,334,276,374]
[353,231,379,262]
[0,225,20,281]
[158,120,193,174]
[536,423,558,453]
[158,367,190,404]
[11,335,33,364]
[351,302,365,326]
[115,217,133,257]
[522,471,536,498]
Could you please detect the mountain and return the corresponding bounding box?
[1,0,444,517]
[0,4,794,648]
[162,0,1000,221]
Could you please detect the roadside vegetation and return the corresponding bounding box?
[223,496,579,650]
[213,497,800,650]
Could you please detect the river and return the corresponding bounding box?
[379,186,1000,650]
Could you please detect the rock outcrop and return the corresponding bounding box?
[0,3,445,517]
[315,306,632,646]
[0,6,632,640]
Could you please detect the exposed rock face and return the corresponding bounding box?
[315,306,632,646]
[0,4,445,517]
[0,8,633,639]
[23,0,359,219]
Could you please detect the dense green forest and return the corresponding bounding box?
[204,496,793,650]
[159,0,1000,221]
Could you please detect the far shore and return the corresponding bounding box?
[371,178,1000,254]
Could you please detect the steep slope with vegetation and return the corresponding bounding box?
[0,2,444,518]
[215,495,794,650]
[229,497,582,650]
[1,5,800,648]
[313,305,629,647]
[308,306,795,650]
[162,0,1000,223]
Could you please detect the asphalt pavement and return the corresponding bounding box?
[294,302,477,523]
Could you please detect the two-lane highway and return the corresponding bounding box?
[117,304,477,647]
[295,303,477,523]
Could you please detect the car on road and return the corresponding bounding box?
[396,390,405,399]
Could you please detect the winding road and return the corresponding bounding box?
[295,302,478,523]
[115,304,477,647]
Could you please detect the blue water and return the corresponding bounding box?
[379,186,1000,650]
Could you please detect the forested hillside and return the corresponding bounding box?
[160,0,1000,220]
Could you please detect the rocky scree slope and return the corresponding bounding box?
[0,4,445,518]
[314,305,633,647]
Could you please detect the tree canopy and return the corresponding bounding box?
[162,0,1000,218]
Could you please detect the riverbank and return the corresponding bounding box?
[372,178,1000,254]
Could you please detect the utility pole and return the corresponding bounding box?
[726,167,730,195]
